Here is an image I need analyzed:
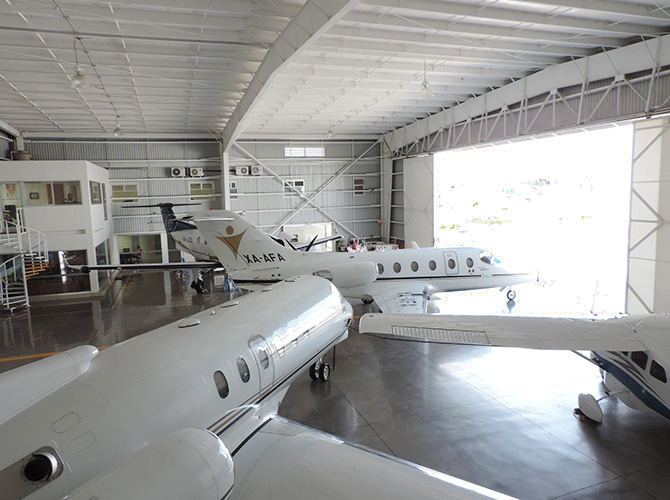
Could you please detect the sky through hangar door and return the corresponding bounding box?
[248,335,274,394]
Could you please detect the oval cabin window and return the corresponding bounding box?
[429,260,437,271]
[411,261,418,272]
[466,257,474,268]
[448,259,456,270]
[377,263,384,274]
[393,262,401,273]
[237,357,251,383]
[213,371,229,399]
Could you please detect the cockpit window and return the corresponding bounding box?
[650,360,667,383]
[631,351,648,370]
[479,251,494,265]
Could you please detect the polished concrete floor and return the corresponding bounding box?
[2,271,670,500]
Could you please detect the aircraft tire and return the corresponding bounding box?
[362,298,374,304]
[319,363,331,382]
[506,289,517,300]
[309,363,319,380]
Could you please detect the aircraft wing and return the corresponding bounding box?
[72,261,222,273]
[231,417,518,500]
[359,313,649,351]
[371,283,430,314]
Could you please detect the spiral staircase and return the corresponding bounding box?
[0,209,49,313]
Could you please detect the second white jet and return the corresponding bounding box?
[193,210,537,314]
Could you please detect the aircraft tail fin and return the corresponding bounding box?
[122,203,198,233]
[192,210,296,271]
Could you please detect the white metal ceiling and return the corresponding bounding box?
[1,0,669,141]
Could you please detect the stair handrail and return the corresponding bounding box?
[0,208,48,261]
[0,254,26,311]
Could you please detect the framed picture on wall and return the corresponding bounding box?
[29,192,39,200]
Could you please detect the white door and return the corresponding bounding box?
[443,251,459,275]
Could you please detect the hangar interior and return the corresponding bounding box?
[2,1,670,499]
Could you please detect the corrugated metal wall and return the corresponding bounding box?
[26,138,221,235]
[24,138,382,240]
[231,140,382,239]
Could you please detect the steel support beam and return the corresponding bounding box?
[386,34,670,156]
[221,0,361,152]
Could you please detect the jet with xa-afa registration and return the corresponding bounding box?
[359,312,670,423]
[192,210,537,314]
[0,277,518,500]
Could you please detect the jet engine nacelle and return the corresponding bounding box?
[314,261,378,289]
[65,428,234,500]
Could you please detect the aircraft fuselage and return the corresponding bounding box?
[230,246,535,299]
[0,277,351,500]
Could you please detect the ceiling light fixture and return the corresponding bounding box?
[420,60,434,98]
[326,127,335,138]
[70,38,89,89]
[54,0,124,135]
[113,117,124,137]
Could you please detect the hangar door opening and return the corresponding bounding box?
[435,126,633,315]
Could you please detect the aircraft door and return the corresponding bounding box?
[443,251,459,275]
[248,335,274,394]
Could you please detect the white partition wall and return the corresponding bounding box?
[628,118,670,313]
[403,155,434,248]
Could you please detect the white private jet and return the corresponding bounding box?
[0,276,517,500]
[359,312,670,423]
[191,210,537,314]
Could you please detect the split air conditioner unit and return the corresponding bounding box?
[188,167,204,177]
[235,166,250,176]
[250,165,263,176]
[171,167,186,177]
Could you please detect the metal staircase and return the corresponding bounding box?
[0,209,49,313]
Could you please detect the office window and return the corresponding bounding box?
[230,181,238,200]
[54,182,81,204]
[111,184,139,203]
[190,182,215,201]
[284,180,305,198]
[90,181,102,204]
[25,182,53,206]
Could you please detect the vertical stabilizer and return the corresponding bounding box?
[192,211,295,271]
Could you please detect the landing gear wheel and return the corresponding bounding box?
[319,362,331,382]
[362,298,374,304]
[309,362,320,380]
[506,289,517,300]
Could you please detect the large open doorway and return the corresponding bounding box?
[435,126,633,315]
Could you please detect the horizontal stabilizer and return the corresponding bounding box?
[73,262,222,274]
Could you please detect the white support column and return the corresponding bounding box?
[380,142,393,242]
[221,150,231,210]
[160,232,170,263]
[403,155,434,248]
[627,117,670,313]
